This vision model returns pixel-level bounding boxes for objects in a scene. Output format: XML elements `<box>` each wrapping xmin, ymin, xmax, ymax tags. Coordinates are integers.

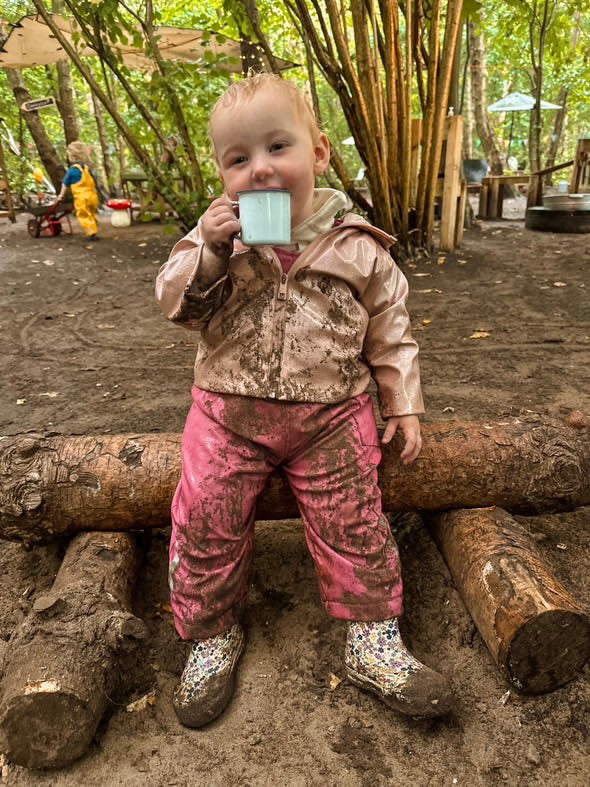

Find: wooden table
<box><xmin>478</xmin><ymin>174</ymin><xmax>531</xmax><ymax>219</ymax></box>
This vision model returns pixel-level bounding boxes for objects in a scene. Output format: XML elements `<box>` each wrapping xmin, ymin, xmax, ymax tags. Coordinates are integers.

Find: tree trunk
<box><xmin>1</xmin><ymin>412</ymin><xmax>588</xmax><ymax>544</ymax></box>
<box><xmin>51</xmin><ymin>0</ymin><xmax>80</xmax><ymax>144</ymax></box>
<box><xmin>544</xmin><ymin>86</ymin><xmax>568</xmax><ymax>181</ymax></box>
<box><xmin>3</xmin><ymin>68</ymin><xmax>66</xmax><ymax>191</ymax></box>
<box><xmin>90</xmin><ymin>91</ymin><xmax>115</xmax><ymax>193</ymax></box>
<box><xmin>428</xmin><ymin>507</ymin><xmax>590</xmax><ymax>693</ymax></box>
<box><xmin>0</xmin><ymin>531</ymin><xmax>145</xmax><ymax>769</ymax></box>
<box><xmin>55</xmin><ymin>60</ymin><xmax>81</xmax><ymax>144</ymax></box>
<box><xmin>468</xmin><ymin>21</ymin><xmax>504</xmax><ymax>175</ymax></box>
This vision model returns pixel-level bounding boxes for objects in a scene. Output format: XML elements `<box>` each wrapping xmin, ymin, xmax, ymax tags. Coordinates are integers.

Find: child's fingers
<box><xmin>400</xmin><ymin>431</ymin><xmax>422</xmax><ymax>464</ymax></box>
<box><xmin>381</xmin><ymin>420</ymin><xmax>398</xmax><ymax>444</ymax></box>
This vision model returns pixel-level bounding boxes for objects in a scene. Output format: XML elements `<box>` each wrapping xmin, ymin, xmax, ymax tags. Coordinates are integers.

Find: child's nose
<box><xmin>251</xmin><ymin>155</ymin><xmax>274</xmax><ymax>181</ymax></box>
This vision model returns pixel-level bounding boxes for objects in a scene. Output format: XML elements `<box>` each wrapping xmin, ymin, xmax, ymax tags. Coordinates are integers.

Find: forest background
<box><xmin>1</xmin><ymin>0</ymin><xmax>590</xmax><ymax>254</ymax></box>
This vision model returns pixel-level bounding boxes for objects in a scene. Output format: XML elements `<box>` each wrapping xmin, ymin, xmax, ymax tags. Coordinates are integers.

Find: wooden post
<box><xmin>478</xmin><ymin>177</ymin><xmax>489</xmax><ymax>218</ymax></box>
<box><xmin>571</xmin><ymin>137</ymin><xmax>590</xmax><ymax>193</ymax></box>
<box><xmin>489</xmin><ymin>177</ymin><xmax>500</xmax><ymax>219</ymax></box>
<box><xmin>455</xmin><ymin>179</ymin><xmax>467</xmax><ymax>246</ymax></box>
<box><xmin>0</xmin><ymin>531</ymin><xmax>145</xmax><ymax>769</ymax></box>
<box><xmin>439</xmin><ymin>115</ymin><xmax>463</xmax><ymax>251</ymax></box>
<box><xmin>429</xmin><ymin>507</ymin><xmax>590</xmax><ymax>694</ymax></box>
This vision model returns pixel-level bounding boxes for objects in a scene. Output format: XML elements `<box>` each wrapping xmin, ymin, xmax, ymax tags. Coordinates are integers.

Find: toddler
<box><xmin>56</xmin><ymin>140</ymin><xmax>99</xmax><ymax>239</ymax></box>
<box><xmin>155</xmin><ymin>73</ymin><xmax>452</xmax><ymax>728</ymax></box>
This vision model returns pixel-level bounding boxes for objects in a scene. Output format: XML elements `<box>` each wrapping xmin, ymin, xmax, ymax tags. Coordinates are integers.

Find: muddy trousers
<box><xmin>169</xmin><ymin>387</ymin><xmax>403</xmax><ymax>640</ymax></box>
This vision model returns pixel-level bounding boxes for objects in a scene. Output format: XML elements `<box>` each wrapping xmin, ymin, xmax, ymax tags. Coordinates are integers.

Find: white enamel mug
<box><xmin>234</xmin><ymin>189</ymin><xmax>291</xmax><ymax>246</ymax></box>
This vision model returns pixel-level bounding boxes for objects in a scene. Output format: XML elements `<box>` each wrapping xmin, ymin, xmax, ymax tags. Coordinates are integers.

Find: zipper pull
<box><xmin>277</xmin><ymin>273</ymin><xmax>288</xmax><ymax>301</ymax></box>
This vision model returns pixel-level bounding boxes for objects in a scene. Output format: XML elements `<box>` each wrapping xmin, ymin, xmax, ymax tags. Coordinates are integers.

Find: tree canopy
<box><xmin>2</xmin><ymin>0</ymin><xmax>590</xmax><ymax>252</ymax></box>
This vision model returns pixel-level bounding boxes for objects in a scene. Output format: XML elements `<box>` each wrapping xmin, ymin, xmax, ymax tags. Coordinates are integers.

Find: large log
<box><xmin>429</xmin><ymin>506</ymin><xmax>590</xmax><ymax>694</ymax></box>
<box><xmin>0</xmin><ymin>531</ymin><xmax>146</xmax><ymax>769</ymax></box>
<box><xmin>0</xmin><ymin>412</ymin><xmax>588</xmax><ymax>544</ymax></box>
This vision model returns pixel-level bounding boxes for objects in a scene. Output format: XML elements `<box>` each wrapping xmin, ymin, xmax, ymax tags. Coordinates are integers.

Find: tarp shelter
<box><xmin>0</xmin><ymin>14</ymin><xmax>296</xmax><ymax>72</ymax></box>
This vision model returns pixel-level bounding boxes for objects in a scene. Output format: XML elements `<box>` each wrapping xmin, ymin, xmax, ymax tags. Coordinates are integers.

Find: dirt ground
<box><xmin>0</xmin><ymin>195</ymin><xmax>589</xmax><ymax>786</ymax></box>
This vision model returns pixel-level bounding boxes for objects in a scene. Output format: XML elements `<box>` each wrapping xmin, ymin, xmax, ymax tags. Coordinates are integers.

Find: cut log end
<box><xmin>506</xmin><ymin>609</ymin><xmax>590</xmax><ymax>695</ymax></box>
<box><xmin>0</xmin><ymin>690</ymin><xmax>98</xmax><ymax>770</ymax></box>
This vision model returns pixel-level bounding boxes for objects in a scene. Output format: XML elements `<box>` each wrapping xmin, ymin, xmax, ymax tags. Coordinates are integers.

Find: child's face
<box><xmin>211</xmin><ymin>85</ymin><xmax>330</xmax><ymax>228</ymax></box>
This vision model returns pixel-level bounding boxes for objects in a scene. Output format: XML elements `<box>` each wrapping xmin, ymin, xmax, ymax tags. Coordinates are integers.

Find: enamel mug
<box><xmin>235</xmin><ymin>189</ymin><xmax>291</xmax><ymax>246</ymax></box>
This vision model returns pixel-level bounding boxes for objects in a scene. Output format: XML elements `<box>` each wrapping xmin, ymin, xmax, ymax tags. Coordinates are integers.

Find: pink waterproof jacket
<box><xmin>155</xmin><ymin>213</ymin><xmax>424</xmax><ymax>419</ymax></box>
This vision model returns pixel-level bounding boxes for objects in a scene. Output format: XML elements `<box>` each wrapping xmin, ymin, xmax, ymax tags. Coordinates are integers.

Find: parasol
<box><xmin>488</xmin><ymin>91</ymin><xmax>561</xmax><ymax>157</ymax></box>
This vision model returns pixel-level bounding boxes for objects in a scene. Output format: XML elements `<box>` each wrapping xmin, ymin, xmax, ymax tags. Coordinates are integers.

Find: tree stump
<box><xmin>0</xmin><ymin>412</ymin><xmax>588</xmax><ymax>543</ymax></box>
<box><xmin>429</xmin><ymin>506</ymin><xmax>590</xmax><ymax>694</ymax></box>
<box><xmin>0</xmin><ymin>531</ymin><xmax>146</xmax><ymax>769</ymax></box>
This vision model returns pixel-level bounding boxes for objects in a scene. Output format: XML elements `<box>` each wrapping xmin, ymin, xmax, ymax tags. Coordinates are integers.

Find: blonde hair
<box><xmin>66</xmin><ymin>141</ymin><xmax>90</xmax><ymax>165</ymax></box>
<box><xmin>208</xmin><ymin>73</ymin><xmax>322</xmax><ymax>157</ymax></box>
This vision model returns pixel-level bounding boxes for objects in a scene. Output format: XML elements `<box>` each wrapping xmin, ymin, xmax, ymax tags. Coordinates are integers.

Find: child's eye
<box><xmin>270</xmin><ymin>142</ymin><xmax>287</xmax><ymax>152</ymax></box>
<box><xmin>230</xmin><ymin>155</ymin><xmax>247</xmax><ymax>166</ymax></box>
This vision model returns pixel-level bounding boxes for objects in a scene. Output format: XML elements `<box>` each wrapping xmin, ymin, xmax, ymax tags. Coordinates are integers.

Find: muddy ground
<box><xmin>0</xmin><ymin>196</ymin><xmax>589</xmax><ymax>785</ymax></box>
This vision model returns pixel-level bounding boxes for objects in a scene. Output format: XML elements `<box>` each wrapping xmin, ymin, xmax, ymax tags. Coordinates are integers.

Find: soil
<box><xmin>0</xmin><ymin>196</ymin><xmax>589</xmax><ymax>785</ymax></box>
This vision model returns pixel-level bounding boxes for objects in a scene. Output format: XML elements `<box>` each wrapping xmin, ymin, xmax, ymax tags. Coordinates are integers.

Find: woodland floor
<box><xmin>0</xmin><ymin>195</ymin><xmax>589</xmax><ymax>785</ymax></box>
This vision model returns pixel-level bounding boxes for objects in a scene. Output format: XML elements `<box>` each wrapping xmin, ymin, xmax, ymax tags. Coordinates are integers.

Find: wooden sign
<box><xmin>21</xmin><ymin>96</ymin><xmax>56</xmax><ymax>112</ymax></box>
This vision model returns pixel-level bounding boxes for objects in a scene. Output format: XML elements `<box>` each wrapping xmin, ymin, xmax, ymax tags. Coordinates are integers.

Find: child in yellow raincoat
<box><xmin>56</xmin><ymin>141</ymin><xmax>100</xmax><ymax>239</ymax></box>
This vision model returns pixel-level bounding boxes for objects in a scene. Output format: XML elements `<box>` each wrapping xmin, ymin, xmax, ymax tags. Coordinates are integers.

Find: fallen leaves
<box><xmin>126</xmin><ymin>690</ymin><xmax>156</xmax><ymax>713</ymax></box>
<box><xmin>469</xmin><ymin>330</ymin><xmax>491</xmax><ymax>339</ymax></box>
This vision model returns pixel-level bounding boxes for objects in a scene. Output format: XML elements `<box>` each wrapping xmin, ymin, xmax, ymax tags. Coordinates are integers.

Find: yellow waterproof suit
<box><xmin>70</xmin><ymin>164</ymin><xmax>99</xmax><ymax>236</ymax></box>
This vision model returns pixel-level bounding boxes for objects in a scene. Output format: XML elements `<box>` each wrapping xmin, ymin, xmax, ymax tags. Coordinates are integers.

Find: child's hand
<box><xmin>381</xmin><ymin>415</ymin><xmax>422</xmax><ymax>464</ymax></box>
<box><xmin>200</xmin><ymin>195</ymin><xmax>241</xmax><ymax>260</ymax></box>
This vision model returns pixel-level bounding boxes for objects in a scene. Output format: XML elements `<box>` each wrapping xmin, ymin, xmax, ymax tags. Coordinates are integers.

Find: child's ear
<box><xmin>313</xmin><ymin>133</ymin><xmax>331</xmax><ymax>176</ymax></box>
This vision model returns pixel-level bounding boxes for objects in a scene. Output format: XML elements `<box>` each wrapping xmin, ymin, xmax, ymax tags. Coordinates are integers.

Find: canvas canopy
<box><xmin>0</xmin><ymin>14</ymin><xmax>296</xmax><ymax>72</ymax></box>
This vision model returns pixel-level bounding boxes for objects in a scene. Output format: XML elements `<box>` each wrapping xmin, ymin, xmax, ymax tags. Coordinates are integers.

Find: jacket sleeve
<box><xmin>154</xmin><ymin>223</ymin><xmax>230</xmax><ymax>330</ymax></box>
<box><xmin>358</xmin><ymin>244</ymin><xmax>425</xmax><ymax>418</ymax></box>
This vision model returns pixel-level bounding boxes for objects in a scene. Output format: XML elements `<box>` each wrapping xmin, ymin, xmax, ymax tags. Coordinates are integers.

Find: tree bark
<box><xmin>90</xmin><ymin>91</ymin><xmax>115</xmax><ymax>193</ymax></box>
<box><xmin>428</xmin><ymin>507</ymin><xmax>590</xmax><ymax>693</ymax></box>
<box><xmin>55</xmin><ymin>59</ymin><xmax>81</xmax><ymax>144</ymax></box>
<box><xmin>0</xmin><ymin>531</ymin><xmax>145</xmax><ymax>769</ymax></box>
<box><xmin>467</xmin><ymin>21</ymin><xmax>504</xmax><ymax>175</ymax></box>
<box><xmin>1</xmin><ymin>413</ymin><xmax>588</xmax><ymax>544</ymax></box>
<box><xmin>2</xmin><ymin>68</ymin><xmax>66</xmax><ymax>191</ymax></box>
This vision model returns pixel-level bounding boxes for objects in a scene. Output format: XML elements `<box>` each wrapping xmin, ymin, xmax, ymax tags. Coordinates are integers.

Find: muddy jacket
<box><xmin>155</xmin><ymin>213</ymin><xmax>424</xmax><ymax>419</ymax></box>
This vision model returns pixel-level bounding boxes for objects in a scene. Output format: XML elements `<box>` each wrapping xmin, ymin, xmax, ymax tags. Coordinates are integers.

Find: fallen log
<box><xmin>0</xmin><ymin>531</ymin><xmax>146</xmax><ymax>769</ymax></box>
<box><xmin>429</xmin><ymin>506</ymin><xmax>590</xmax><ymax>694</ymax></box>
<box><xmin>0</xmin><ymin>412</ymin><xmax>588</xmax><ymax>544</ymax></box>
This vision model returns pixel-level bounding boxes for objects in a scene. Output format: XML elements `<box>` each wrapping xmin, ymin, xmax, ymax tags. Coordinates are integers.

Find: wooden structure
<box><xmin>412</xmin><ymin>115</ymin><xmax>467</xmax><ymax>251</ymax></box>
<box><xmin>570</xmin><ymin>137</ymin><xmax>590</xmax><ymax>193</ymax></box>
<box><xmin>526</xmin><ymin>160</ymin><xmax>574</xmax><ymax>209</ymax></box>
<box><xmin>478</xmin><ymin>174</ymin><xmax>530</xmax><ymax>219</ymax></box>
<box><xmin>481</xmin><ymin>138</ymin><xmax>590</xmax><ymax>219</ymax></box>
<box><xmin>0</xmin><ymin>134</ymin><xmax>17</xmax><ymax>223</ymax></box>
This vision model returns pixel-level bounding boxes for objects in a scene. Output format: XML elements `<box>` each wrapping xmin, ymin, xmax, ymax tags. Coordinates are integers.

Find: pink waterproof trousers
<box><xmin>170</xmin><ymin>387</ymin><xmax>403</xmax><ymax>640</ymax></box>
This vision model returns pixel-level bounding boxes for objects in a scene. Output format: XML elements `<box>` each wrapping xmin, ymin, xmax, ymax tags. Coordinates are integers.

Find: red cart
<box><xmin>27</xmin><ymin>196</ymin><xmax>74</xmax><ymax>238</ymax></box>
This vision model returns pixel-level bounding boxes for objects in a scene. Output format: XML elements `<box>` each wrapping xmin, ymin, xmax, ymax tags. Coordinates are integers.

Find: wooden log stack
<box><xmin>0</xmin><ymin>411</ymin><xmax>588</xmax><ymax>768</ymax></box>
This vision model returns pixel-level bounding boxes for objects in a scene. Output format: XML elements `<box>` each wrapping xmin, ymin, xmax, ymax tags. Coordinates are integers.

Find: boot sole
<box><xmin>346</xmin><ymin>666</ymin><xmax>452</xmax><ymax>719</ymax></box>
